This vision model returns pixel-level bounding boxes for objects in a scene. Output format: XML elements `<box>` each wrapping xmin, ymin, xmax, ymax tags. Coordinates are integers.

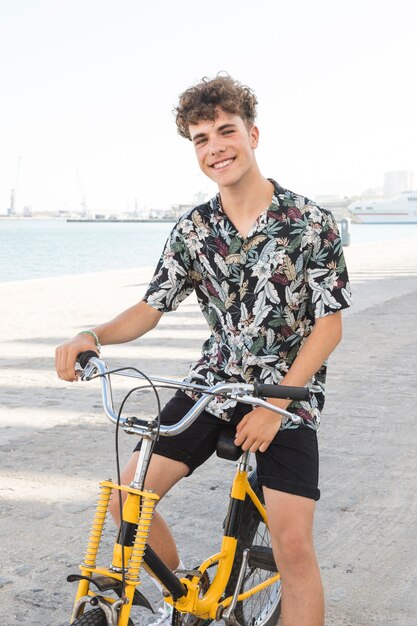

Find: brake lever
<box><xmin>79</xmin><ymin>362</ymin><xmax>99</xmax><ymax>381</ymax></box>
<box><xmin>235</xmin><ymin>394</ymin><xmax>301</xmax><ymax>425</ymax></box>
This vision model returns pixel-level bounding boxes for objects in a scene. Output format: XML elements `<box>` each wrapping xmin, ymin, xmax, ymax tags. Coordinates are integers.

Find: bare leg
<box><xmin>109</xmin><ymin>451</ymin><xmax>189</xmax><ymax>570</ymax></box>
<box><xmin>263</xmin><ymin>488</ymin><xmax>324</xmax><ymax>626</ymax></box>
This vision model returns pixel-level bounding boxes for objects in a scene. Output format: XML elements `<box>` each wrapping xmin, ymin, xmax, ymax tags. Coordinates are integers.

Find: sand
<box><xmin>1</xmin><ymin>237</ymin><xmax>417</xmax><ymax>625</ymax></box>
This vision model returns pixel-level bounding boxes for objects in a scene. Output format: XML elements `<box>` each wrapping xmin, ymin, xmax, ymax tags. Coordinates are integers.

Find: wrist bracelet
<box><xmin>78</xmin><ymin>330</ymin><xmax>101</xmax><ymax>353</ymax></box>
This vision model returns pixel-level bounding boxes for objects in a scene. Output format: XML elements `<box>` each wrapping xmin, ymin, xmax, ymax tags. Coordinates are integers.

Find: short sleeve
<box><xmin>143</xmin><ymin>223</ymin><xmax>194</xmax><ymax>313</ymax></box>
<box><xmin>306</xmin><ymin>208</ymin><xmax>352</xmax><ymax>319</ymax></box>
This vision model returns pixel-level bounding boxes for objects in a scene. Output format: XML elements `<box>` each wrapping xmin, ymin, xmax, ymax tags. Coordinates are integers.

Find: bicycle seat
<box><xmin>216</xmin><ymin>425</ymin><xmax>242</xmax><ymax>461</ymax></box>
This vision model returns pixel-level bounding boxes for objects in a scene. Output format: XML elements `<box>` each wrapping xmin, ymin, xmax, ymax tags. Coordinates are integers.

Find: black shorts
<box><xmin>134</xmin><ymin>391</ymin><xmax>320</xmax><ymax>501</ymax></box>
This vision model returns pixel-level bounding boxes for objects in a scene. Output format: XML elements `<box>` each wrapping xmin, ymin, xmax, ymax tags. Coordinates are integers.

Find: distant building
<box><xmin>384</xmin><ymin>170</ymin><xmax>414</xmax><ymax>197</ymax></box>
<box><xmin>7</xmin><ymin>188</ymin><xmax>16</xmax><ymax>216</ymax></box>
<box><xmin>171</xmin><ymin>191</ymin><xmax>210</xmax><ymax>219</ymax></box>
<box><xmin>359</xmin><ymin>187</ymin><xmax>383</xmax><ymax>199</ymax></box>
<box><xmin>171</xmin><ymin>203</ymin><xmax>195</xmax><ymax>219</ymax></box>
<box><xmin>314</xmin><ymin>195</ymin><xmax>352</xmax><ymax>220</ymax></box>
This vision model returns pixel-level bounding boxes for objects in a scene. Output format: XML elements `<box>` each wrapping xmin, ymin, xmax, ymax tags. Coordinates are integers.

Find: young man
<box><xmin>56</xmin><ymin>75</ymin><xmax>351</xmax><ymax>626</ymax></box>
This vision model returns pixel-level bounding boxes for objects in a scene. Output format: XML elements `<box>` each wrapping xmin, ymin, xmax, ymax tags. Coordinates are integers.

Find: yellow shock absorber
<box><xmin>82</xmin><ymin>480</ymin><xmax>113</xmax><ymax>569</ymax></box>
<box><xmin>126</xmin><ymin>492</ymin><xmax>158</xmax><ymax>583</ymax></box>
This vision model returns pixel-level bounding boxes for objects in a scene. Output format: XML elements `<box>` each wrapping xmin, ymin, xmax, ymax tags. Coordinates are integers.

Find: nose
<box><xmin>208</xmin><ymin>139</ymin><xmax>226</xmax><ymax>156</ymax></box>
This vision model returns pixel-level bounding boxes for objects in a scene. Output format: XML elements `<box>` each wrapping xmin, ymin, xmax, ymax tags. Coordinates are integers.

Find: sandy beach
<box><xmin>1</xmin><ymin>237</ymin><xmax>417</xmax><ymax>625</ymax></box>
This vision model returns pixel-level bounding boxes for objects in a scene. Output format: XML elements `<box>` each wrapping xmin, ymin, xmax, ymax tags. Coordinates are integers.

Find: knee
<box><xmin>273</xmin><ymin>528</ymin><xmax>316</xmax><ymax>575</ymax></box>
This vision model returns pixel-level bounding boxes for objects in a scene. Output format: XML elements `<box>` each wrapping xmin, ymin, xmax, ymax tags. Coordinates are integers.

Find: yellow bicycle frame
<box><xmin>167</xmin><ymin>465</ymin><xmax>280</xmax><ymax>620</ymax></box>
<box><xmin>71</xmin><ymin>464</ymin><xmax>280</xmax><ymax>625</ymax></box>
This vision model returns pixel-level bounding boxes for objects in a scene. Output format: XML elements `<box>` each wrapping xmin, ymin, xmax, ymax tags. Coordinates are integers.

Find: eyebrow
<box><xmin>191</xmin><ymin>123</ymin><xmax>237</xmax><ymax>143</ymax></box>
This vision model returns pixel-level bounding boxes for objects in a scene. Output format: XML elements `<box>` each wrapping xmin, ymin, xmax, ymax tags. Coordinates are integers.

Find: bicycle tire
<box><xmin>70</xmin><ymin>607</ymin><xmax>134</xmax><ymax>625</ymax></box>
<box><xmin>224</xmin><ymin>470</ymin><xmax>282</xmax><ymax>626</ymax></box>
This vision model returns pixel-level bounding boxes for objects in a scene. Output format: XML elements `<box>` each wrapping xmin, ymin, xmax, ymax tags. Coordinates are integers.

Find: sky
<box><xmin>1</xmin><ymin>0</ymin><xmax>416</xmax><ymax>214</ymax></box>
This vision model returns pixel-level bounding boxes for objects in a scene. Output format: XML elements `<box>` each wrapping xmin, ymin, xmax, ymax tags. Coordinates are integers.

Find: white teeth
<box><xmin>213</xmin><ymin>158</ymin><xmax>233</xmax><ymax>170</ymax></box>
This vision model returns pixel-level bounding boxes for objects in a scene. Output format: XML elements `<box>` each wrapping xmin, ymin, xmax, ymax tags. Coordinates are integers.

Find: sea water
<box><xmin>1</xmin><ymin>218</ymin><xmax>417</xmax><ymax>283</ymax></box>
<box><xmin>0</xmin><ymin>219</ymin><xmax>173</xmax><ymax>283</ymax></box>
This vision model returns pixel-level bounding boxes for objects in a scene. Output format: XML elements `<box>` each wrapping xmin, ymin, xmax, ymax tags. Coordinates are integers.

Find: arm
<box><xmin>234</xmin><ymin>311</ymin><xmax>343</xmax><ymax>453</ymax></box>
<box><xmin>55</xmin><ymin>300</ymin><xmax>163</xmax><ymax>382</ymax></box>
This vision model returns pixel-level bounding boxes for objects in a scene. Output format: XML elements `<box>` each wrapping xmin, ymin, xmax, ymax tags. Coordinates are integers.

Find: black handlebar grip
<box><xmin>77</xmin><ymin>350</ymin><xmax>99</xmax><ymax>369</ymax></box>
<box><xmin>253</xmin><ymin>381</ymin><xmax>310</xmax><ymax>402</ymax></box>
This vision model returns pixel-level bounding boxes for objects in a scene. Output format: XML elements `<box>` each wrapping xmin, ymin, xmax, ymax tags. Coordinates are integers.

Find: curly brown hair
<box><xmin>175</xmin><ymin>74</ymin><xmax>258</xmax><ymax>140</ymax></box>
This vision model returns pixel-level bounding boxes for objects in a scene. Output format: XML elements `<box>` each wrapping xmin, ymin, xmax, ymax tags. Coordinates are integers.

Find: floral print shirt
<box><xmin>144</xmin><ymin>180</ymin><xmax>352</xmax><ymax>430</ymax></box>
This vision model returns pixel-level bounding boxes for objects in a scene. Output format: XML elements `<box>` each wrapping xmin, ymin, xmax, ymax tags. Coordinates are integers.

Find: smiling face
<box><xmin>189</xmin><ymin>108</ymin><xmax>260</xmax><ymax>190</ymax></box>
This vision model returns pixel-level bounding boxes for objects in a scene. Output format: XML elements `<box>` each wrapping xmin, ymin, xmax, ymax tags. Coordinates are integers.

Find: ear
<box><xmin>249</xmin><ymin>125</ymin><xmax>259</xmax><ymax>149</ymax></box>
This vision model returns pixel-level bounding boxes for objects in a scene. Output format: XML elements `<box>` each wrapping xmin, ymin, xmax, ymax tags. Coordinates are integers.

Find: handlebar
<box><xmin>253</xmin><ymin>381</ymin><xmax>309</xmax><ymax>402</ymax></box>
<box><xmin>76</xmin><ymin>352</ymin><xmax>309</xmax><ymax>435</ymax></box>
<box><xmin>78</xmin><ymin>350</ymin><xmax>100</xmax><ymax>369</ymax></box>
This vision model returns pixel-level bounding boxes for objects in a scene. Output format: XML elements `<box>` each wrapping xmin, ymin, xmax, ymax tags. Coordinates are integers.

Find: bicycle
<box><xmin>67</xmin><ymin>350</ymin><xmax>309</xmax><ymax>626</ymax></box>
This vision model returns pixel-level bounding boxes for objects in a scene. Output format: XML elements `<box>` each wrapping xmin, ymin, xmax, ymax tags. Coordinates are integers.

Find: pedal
<box><xmin>247</xmin><ymin>546</ymin><xmax>277</xmax><ymax>573</ymax></box>
<box><xmin>67</xmin><ymin>573</ymin><xmax>154</xmax><ymax>610</ymax></box>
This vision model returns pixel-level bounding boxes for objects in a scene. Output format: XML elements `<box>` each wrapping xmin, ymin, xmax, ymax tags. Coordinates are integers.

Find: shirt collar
<box><xmin>209</xmin><ymin>180</ymin><xmax>285</xmax><ymax>236</ymax></box>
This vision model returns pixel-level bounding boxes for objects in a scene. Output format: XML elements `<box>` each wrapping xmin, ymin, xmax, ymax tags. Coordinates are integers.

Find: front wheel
<box><xmin>70</xmin><ymin>609</ymin><xmax>107</xmax><ymax>626</ymax></box>
<box><xmin>70</xmin><ymin>608</ymin><xmax>134</xmax><ymax>625</ymax></box>
<box><xmin>225</xmin><ymin>470</ymin><xmax>282</xmax><ymax>626</ymax></box>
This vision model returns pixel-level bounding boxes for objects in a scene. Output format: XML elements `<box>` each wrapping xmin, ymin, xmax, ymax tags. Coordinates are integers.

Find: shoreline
<box><xmin>0</xmin><ymin>265</ymin><xmax>156</xmax><ymax>288</ymax></box>
<box><xmin>1</xmin><ymin>237</ymin><xmax>416</xmax><ymax>325</ymax></box>
<box><xmin>1</xmin><ymin>235</ymin><xmax>417</xmax><ymax>286</ymax></box>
